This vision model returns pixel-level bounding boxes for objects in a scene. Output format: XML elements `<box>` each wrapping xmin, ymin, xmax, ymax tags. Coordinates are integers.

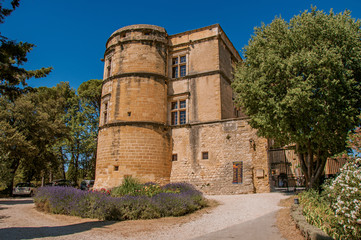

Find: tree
<box><xmin>60</xmin><ymin>79</ymin><xmax>102</xmax><ymax>184</ymax></box>
<box><xmin>232</xmin><ymin>7</ymin><xmax>361</xmax><ymax>189</ymax></box>
<box><xmin>0</xmin><ymin>90</ymin><xmax>67</xmax><ymax>193</ymax></box>
<box><xmin>77</xmin><ymin>79</ymin><xmax>102</xmax><ymax>179</ymax></box>
<box><xmin>0</xmin><ymin>0</ymin><xmax>52</xmax><ymax>99</ymax></box>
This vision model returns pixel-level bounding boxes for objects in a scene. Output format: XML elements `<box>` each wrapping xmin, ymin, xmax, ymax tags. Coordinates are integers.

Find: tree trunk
<box><xmin>6</xmin><ymin>159</ymin><xmax>20</xmax><ymax>196</ymax></box>
<box><xmin>297</xmin><ymin>143</ymin><xmax>328</xmax><ymax>189</ymax></box>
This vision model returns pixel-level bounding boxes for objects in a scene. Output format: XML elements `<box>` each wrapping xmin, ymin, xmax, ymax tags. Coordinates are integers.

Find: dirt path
<box><xmin>0</xmin><ymin>193</ymin><xmax>290</xmax><ymax>240</ymax></box>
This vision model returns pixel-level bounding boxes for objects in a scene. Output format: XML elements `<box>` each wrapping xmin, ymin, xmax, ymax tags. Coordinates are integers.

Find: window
<box><xmin>114</xmin><ymin>166</ymin><xmax>119</xmax><ymax>171</ymax></box>
<box><xmin>202</xmin><ymin>152</ymin><xmax>209</xmax><ymax>160</ymax></box>
<box><xmin>172</xmin><ymin>55</ymin><xmax>187</xmax><ymax>78</ymax></box>
<box><xmin>172</xmin><ymin>154</ymin><xmax>178</xmax><ymax>161</ymax></box>
<box><xmin>103</xmin><ymin>102</ymin><xmax>108</xmax><ymax>124</ymax></box>
<box><xmin>107</xmin><ymin>58</ymin><xmax>112</xmax><ymax>78</ymax></box>
<box><xmin>232</xmin><ymin>161</ymin><xmax>243</xmax><ymax>184</ymax></box>
<box><xmin>171</xmin><ymin>99</ymin><xmax>187</xmax><ymax>125</ymax></box>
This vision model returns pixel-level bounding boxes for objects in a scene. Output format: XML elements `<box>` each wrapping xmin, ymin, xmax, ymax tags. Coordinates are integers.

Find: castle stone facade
<box><xmin>94</xmin><ymin>24</ymin><xmax>271</xmax><ymax>194</ymax></box>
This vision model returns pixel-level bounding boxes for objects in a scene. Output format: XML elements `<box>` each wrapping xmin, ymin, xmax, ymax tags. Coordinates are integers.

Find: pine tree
<box><xmin>0</xmin><ymin>0</ymin><xmax>52</xmax><ymax>99</ymax></box>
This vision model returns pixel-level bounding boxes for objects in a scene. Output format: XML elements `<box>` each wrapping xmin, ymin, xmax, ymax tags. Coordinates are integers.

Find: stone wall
<box><xmin>96</xmin><ymin>124</ymin><xmax>172</xmax><ymax>189</ymax></box>
<box><xmin>170</xmin><ymin>119</ymin><xmax>270</xmax><ymax>194</ymax></box>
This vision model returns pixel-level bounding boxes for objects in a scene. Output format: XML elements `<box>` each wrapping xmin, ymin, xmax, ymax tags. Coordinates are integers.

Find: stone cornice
<box><xmin>170</xmin><ymin>70</ymin><xmax>232</xmax><ymax>84</ymax></box>
<box><xmin>101</xmin><ymin>93</ymin><xmax>111</xmax><ymax>100</ymax></box>
<box><xmin>100</xmin><ymin>118</ymin><xmax>251</xmax><ymax>132</ymax></box>
<box><xmin>102</xmin><ymin>70</ymin><xmax>232</xmax><ymax>86</ymax></box>
<box><xmin>105</xmin><ymin>38</ymin><xmax>167</xmax><ymax>57</ymax></box>
<box><xmin>167</xmin><ymin>91</ymin><xmax>190</xmax><ymax>98</ymax></box>
<box><xmin>169</xmin><ymin>24</ymin><xmax>220</xmax><ymax>38</ymax></box>
<box><xmin>106</xmin><ymin>25</ymin><xmax>167</xmax><ymax>46</ymax></box>
<box><xmin>170</xmin><ymin>117</ymin><xmax>250</xmax><ymax>129</ymax></box>
<box><xmin>99</xmin><ymin>121</ymin><xmax>168</xmax><ymax>131</ymax></box>
<box><xmin>170</xmin><ymin>35</ymin><xmax>218</xmax><ymax>49</ymax></box>
<box><xmin>102</xmin><ymin>72</ymin><xmax>168</xmax><ymax>86</ymax></box>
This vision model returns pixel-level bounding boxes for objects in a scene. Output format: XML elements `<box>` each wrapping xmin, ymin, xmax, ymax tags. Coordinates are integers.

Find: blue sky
<box><xmin>2</xmin><ymin>0</ymin><xmax>361</xmax><ymax>90</ymax></box>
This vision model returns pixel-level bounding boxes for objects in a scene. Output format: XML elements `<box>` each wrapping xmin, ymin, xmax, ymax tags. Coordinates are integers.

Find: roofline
<box><xmin>217</xmin><ymin>24</ymin><xmax>242</xmax><ymax>60</ymax></box>
<box><xmin>169</xmin><ymin>23</ymin><xmax>241</xmax><ymax>60</ymax></box>
<box><xmin>169</xmin><ymin>23</ymin><xmax>220</xmax><ymax>38</ymax></box>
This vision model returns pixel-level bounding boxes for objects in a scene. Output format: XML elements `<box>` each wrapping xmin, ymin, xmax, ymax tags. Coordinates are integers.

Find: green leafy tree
<box><xmin>77</xmin><ymin>79</ymin><xmax>102</xmax><ymax>179</ymax></box>
<box><xmin>0</xmin><ymin>0</ymin><xmax>52</xmax><ymax>99</ymax></box>
<box><xmin>0</xmin><ymin>90</ymin><xmax>67</xmax><ymax>193</ymax></box>
<box><xmin>232</xmin><ymin>7</ymin><xmax>361</xmax><ymax>188</ymax></box>
<box><xmin>59</xmin><ymin>79</ymin><xmax>102</xmax><ymax>184</ymax></box>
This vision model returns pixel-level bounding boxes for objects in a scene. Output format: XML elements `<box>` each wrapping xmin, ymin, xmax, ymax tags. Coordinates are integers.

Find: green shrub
<box><xmin>111</xmin><ymin>176</ymin><xmax>143</xmax><ymax>197</ymax></box>
<box><xmin>111</xmin><ymin>177</ymin><xmax>180</xmax><ymax>198</ymax></box>
<box><xmin>299</xmin><ymin>189</ymin><xmax>340</xmax><ymax>238</ymax></box>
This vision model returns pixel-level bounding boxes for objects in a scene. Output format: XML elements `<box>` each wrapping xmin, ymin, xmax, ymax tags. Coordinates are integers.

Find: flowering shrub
<box><xmin>90</xmin><ymin>188</ymin><xmax>111</xmax><ymax>195</ymax></box>
<box><xmin>34</xmin><ymin>181</ymin><xmax>206</xmax><ymax>221</ymax></box>
<box><xmin>324</xmin><ymin>158</ymin><xmax>361</xmax><ymax>239</ymax></box>
<box><xmin>299</xmin><ymin>158</ymin><xmax>361</xmax><ymax>239</ymax></box>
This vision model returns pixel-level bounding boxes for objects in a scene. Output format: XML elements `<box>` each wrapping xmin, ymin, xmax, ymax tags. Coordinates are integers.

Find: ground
<box><xmin>276</xmin><ymin>196</ymin><xmax>304</xmax><ymax>240</ymax></box>
<box><xmin>0</xmin><ymin>193</ymin><xmax>305</xmax><ymax>240</ymax></box>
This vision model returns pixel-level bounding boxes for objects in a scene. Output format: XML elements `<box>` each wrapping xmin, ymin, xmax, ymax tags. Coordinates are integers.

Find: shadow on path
<box><xmin>0</xmin><ymin>199</ymin><xmax>34</xmax><ymax>205</ymax></box>
<box><xmin>191</xmin><ymin>211</ymin><xmax>285</xmax><ymax>240</ymax></box>
<box><xmin>0</xmin><ymin>221</ymin><xmax>115</xmax><ymax>240</ymax></box>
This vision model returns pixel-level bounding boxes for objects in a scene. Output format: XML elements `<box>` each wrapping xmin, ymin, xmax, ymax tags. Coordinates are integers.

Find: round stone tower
<box><xmin>94</xmin><ymin>24</ymin><xmax>171</xmax><ymax>189</ymax></box>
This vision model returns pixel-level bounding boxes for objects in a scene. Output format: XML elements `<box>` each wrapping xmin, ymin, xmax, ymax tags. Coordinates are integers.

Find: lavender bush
<box><xmin>34</xmin><ymin>182</ymin><xmax>206</xmax><ymax>221</ymax></box>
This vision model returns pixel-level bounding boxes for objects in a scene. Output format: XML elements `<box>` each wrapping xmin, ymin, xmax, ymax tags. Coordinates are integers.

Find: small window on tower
<box><xmin>107</xmin><ymin>58</ymin><xmax>112</xmax><ymax>78</ymax></box>
<box><xmin>103</xmin><ymin>102</ymin><xmax>108</xmax><ymax>124</ymax></box>
<box><xmin>114</xmin><ymin>166</ymin><xmax>119</xmax><ymax>171</ymax></box>
<box><xmin>202</xmin><ymin>152</ymin><xmax>209</xmax><ymax>160</ymax></box>
<box><xmin>172</xmin><ymin>154</ymin><xmax>178</xmax><ymax>161</ymax></box>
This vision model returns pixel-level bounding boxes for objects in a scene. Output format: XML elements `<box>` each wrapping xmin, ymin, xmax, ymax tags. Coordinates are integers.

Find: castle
<box><xmin>94</xmin><ymin>24</ymin><xmax>271</xmax><ymax>194</ymax></box>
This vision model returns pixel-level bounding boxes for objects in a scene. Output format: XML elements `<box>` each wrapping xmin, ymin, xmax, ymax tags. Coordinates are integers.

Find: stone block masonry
<box><xmin>94</xmin><ymin>24</ymin><xmax>271</xmax><ymax>194</ymax></box>
<box><xmin>170</xmin><ymin>119</ymin><xmax>270</xmax><ymax>194</ymax></box>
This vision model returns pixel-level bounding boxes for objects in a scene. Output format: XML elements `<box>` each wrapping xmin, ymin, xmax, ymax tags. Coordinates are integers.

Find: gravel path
<box><xmin>0</xmin><ymin>193</ymin><xmax>288</xmax><ymax>240</ymax></box>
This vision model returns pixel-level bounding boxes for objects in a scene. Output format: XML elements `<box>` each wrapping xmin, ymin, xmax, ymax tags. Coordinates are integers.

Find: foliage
<box><xmin>0</xmin><ymin>0</ymin><xmax>52</xmax><ymax>99</ymax></box>
<box><xmin>0</xmin><ymin>90</ymin><xmax>67</xmax><ymax>193</ymax></box>
<box><xmin>60</xmin><ymin>79</ymin><xmax>102</xmax><ymax>184</ymax></box>
<box><xmin>233</xmin><ymin>7</ymin><xmax>361</xmax><ymax>188</ymax></box>
<box><xmin>111</xmin><ymin>176</ymin><xmax>180</xmax><ymax>198</ymax></box>
<box><xmin>34</xmin><ymin>182</ymin><xmax>206</xmax><ymax>221</ymax></box>
<box><xmin>299</xmin><ymin>189</ymin><xmax>340</xmax><ymax>238</ymax></box>
<box><xmin>0</xmin><ymin>1</ymin><xmax>100</xmax><ymax>190</ymax></box>
<box><xmin>0</xmin><ymin>79</ymin><xmax>101</xmax><ymax>193</ymax></box>
<box><xmin>111</xmin><ymin>176</ymin><xmax>143</xmax><ymax>197</ymax></box>
<box><xmin>323</xmin><ymin>158</ymin><xmax>361</xmax><ymax>238</ymax></box>
<box><xmin>299</xmin><ymin>158</ymin><xmax>361</xmax><ymax>239</ymax></box>
<box><xmin>347</xmin><ymin>119</ymin><xmax>361</xmax><ymax>157</ymax></box>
